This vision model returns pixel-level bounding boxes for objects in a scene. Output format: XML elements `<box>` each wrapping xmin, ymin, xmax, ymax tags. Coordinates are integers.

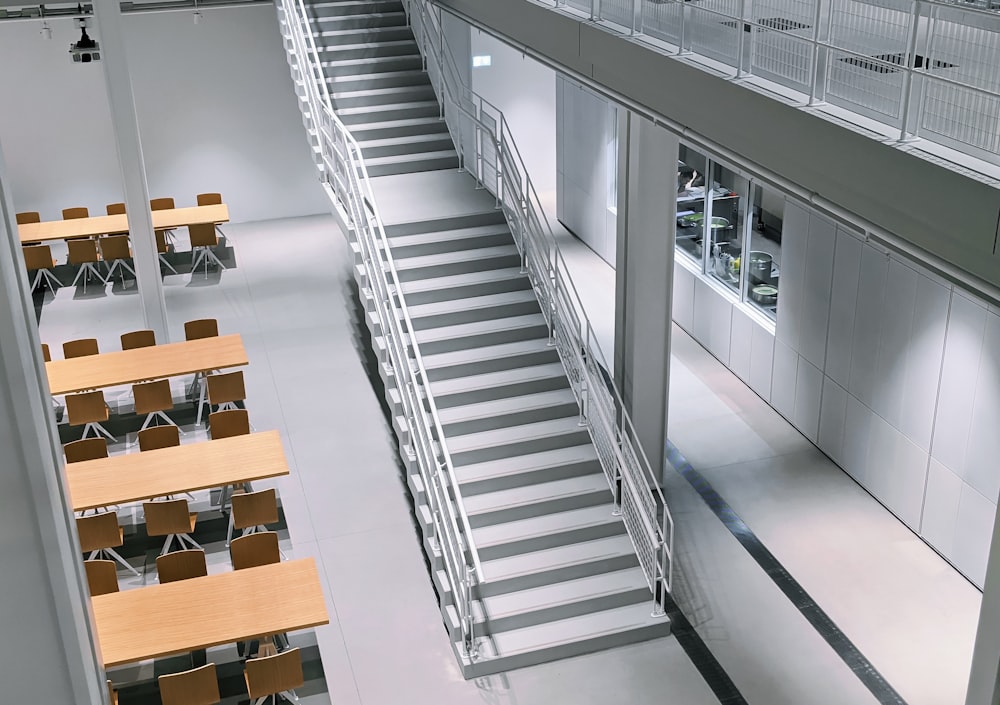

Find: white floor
<box><xmin>37</xmin><ymin>192</ymin><xmax>982</xmax><ymax>704</ymax></box>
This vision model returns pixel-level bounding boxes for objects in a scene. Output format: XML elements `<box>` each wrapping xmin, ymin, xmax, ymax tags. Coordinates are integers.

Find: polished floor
<box><xmin>38</xmin><ymin>187</ymin><xmax>982</xmax><ymax>704</ymax></box>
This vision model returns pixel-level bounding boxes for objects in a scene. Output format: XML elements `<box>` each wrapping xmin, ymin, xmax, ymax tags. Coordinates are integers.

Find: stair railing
<box><xmin>406</xmin><ymin>0</ymin><xmax>675</xmax><ymax>609</ymax></box>
<box><xmin>276</xmin><ymin>0</ymin><xmax>483</xmax><ymax>657</ymax></box>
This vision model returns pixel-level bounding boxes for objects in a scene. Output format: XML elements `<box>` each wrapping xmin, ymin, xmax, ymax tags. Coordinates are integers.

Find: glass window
<box><xmin>675</xmin><ymin>145</ymin><xmax>708</xmax><ymax>264</ymax></box>
<box><xmin>705</xmin><ymin>162</ymin><xmax>745</xmax><ymax>293</ymax></box>
<box><xmin>744</xmin><ymin>182</ymin><xmax>784</xmax><ymax>318</ymax></box>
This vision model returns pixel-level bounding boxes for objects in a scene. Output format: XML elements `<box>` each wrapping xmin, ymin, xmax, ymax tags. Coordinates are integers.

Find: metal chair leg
<box><xmin>158</xmin><ymin>253</ymin><xmax>178</xmax><ymax>275</ymax></box>
<box><xmin>82</xmin><ymin>422</ymin><xmax>117</xmax><ymax>442</ymax></box>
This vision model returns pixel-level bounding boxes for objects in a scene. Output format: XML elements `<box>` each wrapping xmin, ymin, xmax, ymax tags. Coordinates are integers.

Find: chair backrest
<box><xmin>207</xmin><ymin>371</ymin><xmax>246</xmax><ymax>406</ymax></box>
<box><xmin>184</xmin><ymin>318</ymin><xmax>219</xmax><ymax>341</ymax></box>
<box><xmin>83</xmin><ymin>559</ymin><xmax>119</xmax><ymax>596</ymax></box>
<box><xmin>149</xmin><ymin>197</ymin><xmax>175</xmax><ymax>211</ymax></box>
<box><xmin>244</xmin><ymin>648</ymin><xmax>304</xmax><ymax>700</ymax></box>
<box><xmin>143</xmin><ymin>499</ymin><xmax>194</xmax><ymax>537</ymax></box>
<box><xmin>64</xmin><ymin>437</ymin><xmax>109</xmax><ymax>463</ymax></box>
<box><xmin>156</xmin><ymin>549</ymin><xmax>208</xmax><ymax>584</ymax></box>
<box><xmin>67</xmin><ymin>238</ymin><xmax>100</xmax><ymax>265</ymax></box>
<box><xmin>229</xmin><ymin>531</ymin><xmax>280</xmax><ymax>570</ymax></box>
<box><xmin>107</xmin><ymin>680</ymin><xmax>119</xmax><ymax>705</ymax></box>
<box><xmin>121</xmin><ymin>329</ymin><xmax>156</xmax><ymax>350</ymax></box>
<box><xmin>188</xmin><ymin>222</ymin><xmax>218</xmax><ymax>248</ymax></box>
<box><xmin>76</xmin><ymin>512</ymin><xmax>122</xmax><ymax>553</ymax></box>
<box><xmin>16</xmin><ymin>211</ymin><xmax>41</xmax><ymax>224</ymax></box>
<box><xmin>155</xmin><ymin>229</ymin><xmax>169</xmax><ymax>254</ymax></box>
<box><xmin>63</xmin><ymin>338</ymin><xmax>99</xmax><ymax>358</ymax></box>
<box><xmin>138</xmin><ymin>424</ymin><xmax>180</xmax><ymax>452</ymax></box>
<box><xmin>196</xmin><ymin>193</ymin><xmax>223</xmax><ymax>206</ymax></box>
<box><xmin>62</xmin><ymin>207</ymin><xmax>90</xmax><ymax>220</ymax></box>
<box><xmin>133</xmin><ymin>379</ymin><xmax>173</xmax><ymax>415</ymax></box>
<box><xmin>99</xmin><ymin>234</ymin><xmax>131</xmax><ymax>261</ymax></box>
<box><xmin>106</xmin><ymin>202</ymin><xmax>127</xmax><ymax>216</ymax></box>
<box><xmin>209</xmin><ymin>409</ymin><xmax>250</xmax><ymax>440</ymax></box>
<box><xmin>41</xmin><ymin>343</ymin><xmax>51</xmax><ymax>362</ymax></box>
<box><xmin>64</xmin><ymin>391</ymin><xmax>108</xmax><ymax>427</ymax></box>
<box><xmin>23</xmin><ymin>244</ymin><xmax>55</xmax><ymax>271</ymax></box>
<box><xmin>232</xmin><ymin>489</ymin><xmax>279</xmax><ymax>532</ymax></box>
<box><xmin>158</xmin><ymin>663</ymin><xmax>220</xmax><ymax>705</ymax></box>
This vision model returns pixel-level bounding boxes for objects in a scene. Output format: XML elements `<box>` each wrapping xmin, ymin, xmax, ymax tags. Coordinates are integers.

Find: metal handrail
<box><xmin>406</xmin><ymin>0</ymin><xmax>675</xmax><ymax>605</ymax></box>
<box><xmin>276</xmin><ymin>0</ymin><xmax>483</xmax><ymax>656</ymax></box>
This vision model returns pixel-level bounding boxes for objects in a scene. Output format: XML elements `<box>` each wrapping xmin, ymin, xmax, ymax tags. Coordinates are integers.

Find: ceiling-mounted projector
<box><xmin>69</xmin><ymin>18</ymin><xmax>99</xmax><ymax>63</ymax></box>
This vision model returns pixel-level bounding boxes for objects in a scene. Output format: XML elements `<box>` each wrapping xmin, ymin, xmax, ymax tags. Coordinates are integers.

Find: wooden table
<box><xmin>46</xmin><ymin>334</ymin><xmax>247</xmax><ymax>395</ymax></box>
<box><xmin>18</xmin><ymin>204</ymin><xmax>230</xmax><ymax>244</ymax></box>
<box><xmin>91</xmin><ymin>559</ymin><xmax>329</xmax><ymax>667</ymax></box>
<box><xmin>66</xmin><ymin>431</ymin><xmax>288</xmax><ymax>511</ymax></box>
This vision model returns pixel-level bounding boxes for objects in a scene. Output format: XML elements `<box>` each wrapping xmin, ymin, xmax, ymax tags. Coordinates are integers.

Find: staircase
<box><xmin>282</xmin><ymin>0</ymin><xmax>671</xmax><ymax>678</ymax></box>
<box><xmin>306</xmin><ymin>0</ymin><xmax>459</xmax><ymax>176</ymax></box>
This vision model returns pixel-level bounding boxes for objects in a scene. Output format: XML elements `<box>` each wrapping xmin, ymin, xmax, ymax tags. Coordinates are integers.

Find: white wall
<box><xmin>556</xmin><ymin>75</ymin><xmax>617</xmax><ymax>265</ymax></box>
<box><xmin>0</xmin><ymin>5</ymin><xmax>328</xmax><ymax>224</ymax></box>
<box><xmin>676</xmin><ymin>199</ymin><xmax>1000</xmax><ymax>587</ymax></box>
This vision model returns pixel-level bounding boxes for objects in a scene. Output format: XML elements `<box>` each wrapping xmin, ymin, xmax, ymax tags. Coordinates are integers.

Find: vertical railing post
<box><xmin>631</xmin><ymin>0</ymin><xmax>643</xmax><ymax>35</ymax></box>
<box><xmin>736</xmin><ymin>0</ymin><xmax>748</xmax><ymax>77</ymax></box>
<box><xmin>897</xmin><ymin>0</ymin><xmax>923</xmax><ymax>141</ymax></box>
<box><xmin>678</xmin><ymin>0</ymin><xmax>689</xmax><ymax>54</ymax></box>
<box><xmin>591</xmin><ymin>0</ymin><xmax>600</xmax><ymax>21</ymax></box>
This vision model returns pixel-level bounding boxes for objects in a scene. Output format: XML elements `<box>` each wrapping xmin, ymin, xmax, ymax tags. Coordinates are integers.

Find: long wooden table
<box><xmin>65</xmin><ymin>431</ymin><xmax>288</xmax><ymax>511</ymax></box>
<box><xmin>92</xmin><ymin>559</ymin><xmax>329</xmax><ymax>667</ymax></box>
<box><xmin>18</xmin><ymin>204</ymin><xmax>230</xmax><ymax>244</ymax></box>
<box><xmin>46</xmin><ymin>334</ymin><xmax>247</xmax><ymax>396</ymax></box>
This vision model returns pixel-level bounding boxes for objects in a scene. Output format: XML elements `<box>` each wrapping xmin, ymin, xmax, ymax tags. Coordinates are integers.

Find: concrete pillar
<box><xmin>613</xmin><ymin>111</ymin><xmax>678</xmax><ymax>480</ymax></box>
<box><xmin>93</xmin><ymin>0</ymin><xmax>170</xmax><ymax>342</ymax></box>
<box><xmin>966</xmin><ymin>503</ymin><xmax>1000</xmax><ymax>705</ymax></box>
<box><xmin>0</xmin><ymin>144</ymin><xmax>107</xmax><ymax>701</ymax></box>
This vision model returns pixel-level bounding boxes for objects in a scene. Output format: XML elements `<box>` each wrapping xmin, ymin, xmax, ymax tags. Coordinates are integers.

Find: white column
<box><xmin>613</xmin><ymin>111</ymin><xmax>678</xmax><ymax>480</ymax></box>
<box><xmin>93</xmin><ymin>0</ymin><xmax>170</xmax><ymax>342</ymax></box>
<box><xmin>0</xmin><ymin>144</ymin><xmax>107</xmax><ymax>701</ymax></box>
<box><xmin>966</xmin><ymin>503</ymin><xmax>1000</xmax><ymax>705</ymax></box>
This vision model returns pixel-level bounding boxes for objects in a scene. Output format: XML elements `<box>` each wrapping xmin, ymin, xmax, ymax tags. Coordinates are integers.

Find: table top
<box><xmin>91</xmin><ymin>559</ymin><xmax>329</xmax><ymax>667</ymax></box>
<box><xmin>18</xmin><ymin>204</ymin><xmax>229</xmax><ymax>243</ymax></box>
<box><xmin>46</xmin><ymin>334</ymin><xmax>247</xmax><ymax>395</ymax></box>
<box><xmin>66</xmin><ymin>431</ymin><xmax>289</xmax><ymax>511</ymax></box>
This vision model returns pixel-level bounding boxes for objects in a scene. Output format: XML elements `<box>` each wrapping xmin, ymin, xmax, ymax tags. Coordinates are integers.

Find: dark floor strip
<box><xmin>665</xmin><ymin>440</ymin><xmax>908</xmax><ymax>705</ymax></box>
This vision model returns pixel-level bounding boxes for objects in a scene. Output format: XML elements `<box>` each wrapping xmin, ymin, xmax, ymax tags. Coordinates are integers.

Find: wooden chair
<box><xmin>64</xmin><ymin>437</ymin><xmax>108</xmax><ymax>463</ymax></box>
<box><xmin>158</xmin><ymin>663</ymin><xmax>220</xmax><ymax>705</ymax></box>
<box><xmin>198</xmin><ymin>369</ymin><xmax>246</xmax><ymax>426</ymax></box>
<box><xmin>100</xmin><ymin>234</ymin><xmax>135</xmax><ymax>286</ymax></box>
<box><xmin>155</xmin><ymin>228</ymin><xmax>178</xmax><ymax>274</ymax></box>
<box><xmin>107</xmin><ymin>680</ymin><xmax>119</xmax><ymax>705</ymax></box>
<box><xmin>244</xmin><ymin>647</ymin><xmax>304</xmax><ymax>705</ymax></box>
<box><xmin>121</xmin><ymin>329</ymin><xmax>156</xmax><ymax>350</ymax></box>
<box><xmin>209</xmin><ymin>409</ymin><xmax>250</xmax><ymax>440</ymax></box>
<box><xmin>156</xmin><ymin>548</ymin><xmax>208</xmax><ymax>584</ymax></box>
<box><xmin>41</xmin><ymin>343</ymin><xmax>51</xmax><ymax>362</ymax></box>
<box><xmin>184</xmin><ymin>318</ymin><xmax>219</xmax><ymax>341</ymax></box>
<box><xmin>106</xmin><ymin>202</ymin><xmax>126</xmax><ymax>216</ymax></box>
<box><xmin>63</xmin><ymin>338</ymin><xmax>99</xmax><ymax>359</ymax></box>
<box><xmin>83</xmin><ymin>559</ymin><xmax>119</xmax><ymax>596</ymax></box>
<box><xmin>189</xmin><ymin>222</ymin><xmax>225</xmax><ymax>275</ymax></box>
<box><xmin>227</xmin><ymin>488</ymin><xmax>278</xmax><ymax>547</ymax></box>
<box><xmin>23</xmin><ymin>244</ymin><xmax>61</xmax><ymax>292</ymax></box>
<box><xmin>65</xmin><ymin>390</ymin><xmax>115</xmax><ymax>441</ymax></box>
<box><xmin>133</xmin><ymin>379</ymin><xmax>179</xmax><ymax>431</ymax></box>
<box><xmin>196</xmin><ymin>193</ymin><xmax>222</xmax><ymax>206</ymax></box>
<box><xmin>16</xmin><ymin>211</ymin><xmax>41</xmax><ymax>224</ymax></box>
<box><xmin>68</xmin><ymin>238</ymin><xmax>104</xmax><ymax>291</ymax></box>
<box><xmin>230</xmin><ymin>531</ymin><xmax>280</xmax><ymax>571</ymax></box>
<box><xmin>144</xmin><ymin>498</ymin><xmax>200</xmax><ymax>555</ymax></box>
<box><xmin>62</xmin><ymin>206</ymin><xmax>90</xmax><ymax>220</ymax></box>
<box><xmin>150</xmin><ymin>197</ymin><xmax>178</xmax><ymax>244</ymax></box>
<box><xmin>137</xmin><ymin>424</ymin><xmax>180</xmax><ymax>452</ymax></box>
<box><xmin>76</xmin><ymin>511</ymin><xmax>139</xmax><ymax>576</ymax></box>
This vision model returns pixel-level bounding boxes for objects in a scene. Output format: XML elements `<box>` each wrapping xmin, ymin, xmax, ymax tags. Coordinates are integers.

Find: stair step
<box><xmin>385</xmin><ymin>209</ymin><xmax>508</xmax><ymax>238</ymax></box>
<box><xmin>480</xmin><ymin>535</ymin><xmax>638</xmax><ymax>596</ymax></box>
<box><xmin>414</xmin><ymin>313</ymin><xmax>548</xmax><ymax>356</ymax></box>
<box><xmin>423</xmin><ymin>338</ymin><xmax>557</xmax><ymax>382</ymax></box>
<box><xmin>431</xmin><ymin>361</ymin><xmax>568</xmax><ymax>408</ymax></box>
<box><xmin>317</xmin><ymin>39</ymin><xmax>419</xmax><ymax>60</ymax></box>
<box><xmin>473</xmin><ymin>504</ymin><xmax>624</xmax><ymax>560</ymax></box>
<box><xmin>388</xmin><ymin>223</ymin><xmax>512</xmax><ymax>257</ymax></box>
<box><xmin>360</xmin><ymin>133</ymin><xmax>457</xmax><ymax>159</ymax></box>
<box><xmin>319</xmin><ymin>26</ymin><xmax>412</xmax><ymax>44</ymax></box>
<box><xmin>479</xmin><ymin>568</ymin><xmax>650</xmax><ymax>632</ymax></box>
<box><xmin>394</xmin><ymin>244</ymin><xmax>520</xmax><ymax>282</ymax></box>
<box><xmin>311</xmin><ymin>10</ymin><xmax>407</xmax><ymax>29</ymax></box>
<box><xmin>338</xmin><ymin>99</ymin><xmax>441</xmax><ymax>125</ymax></box>
<box><xmin>328</xmin><ymin>69</ymin><xmax>431</xmax><ymax>94</ymax></box>
<box><xmin>405</xmin><ymin>290</ymin><xmax>539</xmax><ymax>330</ymax></box>
<box><xmin>308</xmin><ymin>0</ymin><xmax>404</xmax><ymax>18</ymax></box>
<box><xmin>448</xmin><ymin>416</ymin><xmax>591</xmax><ymax>467</ymax></box>
<box><xmin>463</xmin><ymin>473</ymin><xmax>611</xmax><ymax>527</ymax></box>
<box><xmin>399</xmin><ymin>267</ymin><xmax>529</xmax><ymax>305</ymax></box>
<box><xmin>438</xmin><ymin>388</ymin><xmax>578</xmax><ymax>435</ymax></box>
<box><xmin>456</xmin><ymin>445</ymin><xmax>602</xmax><ymax>495</ymax></box>
<box><xmin>365</xmin><ymin>150</ymin><xmax>459</xmax><ymax>177</ymax></box>
<box><xmin>348</xmin><ymin>115</ymin><xmax>448</xmax><ymax>142</ymax></box>
<box><xmin>321</xmin><ymin>53</ymin><xmax>423</xmax><ymax>77</ymax></box>
<box><xmin>333</xmin><ymin>84</ymin><xmax>436</xmax><ymax>109</ymax></box>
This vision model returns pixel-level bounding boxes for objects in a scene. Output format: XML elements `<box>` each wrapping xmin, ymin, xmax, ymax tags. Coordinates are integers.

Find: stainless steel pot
<box><xmin>749</xmin><ymin>251</ymin><xmax>773</xmax><ymax>286</ymax></box>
